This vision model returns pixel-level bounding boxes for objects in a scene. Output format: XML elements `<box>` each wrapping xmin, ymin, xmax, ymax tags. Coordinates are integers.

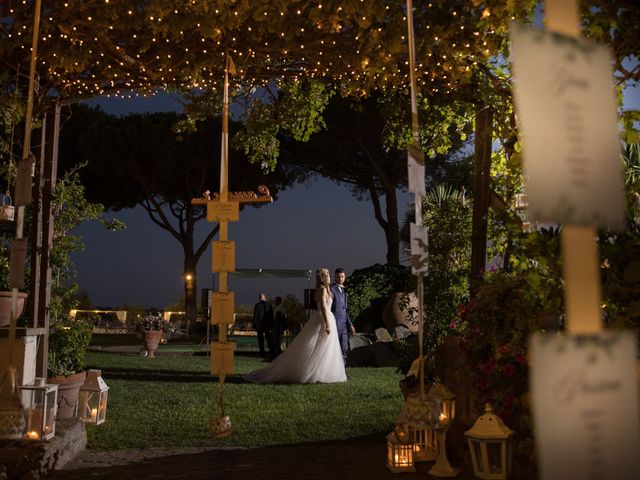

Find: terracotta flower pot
<box><xmin>144</xmin><ymin>330</ymin><xmax>162</xmax><ymax>358</ymax></box>
<box><xmin>0</xmin><ymin>291</ymin><xmax>28</xmax><ymax>327</ymax></box>
<box><xmin>48</xmin><ymin>370</ymin><xmax>87</xmax><ymax>417</ymax></box>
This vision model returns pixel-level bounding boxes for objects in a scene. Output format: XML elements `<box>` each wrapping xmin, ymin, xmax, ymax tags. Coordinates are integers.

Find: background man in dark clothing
<box><xmin>253</xmin><ymin>293</ymin><xmax>275</xmax><ymax>358</ymax></box>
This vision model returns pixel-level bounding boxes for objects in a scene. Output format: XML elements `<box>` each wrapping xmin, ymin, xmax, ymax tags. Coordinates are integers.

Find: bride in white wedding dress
<box><xmin>244</xmin><ymin>268</ymin><xmax>347</xmax><ymax>384</ymax></box>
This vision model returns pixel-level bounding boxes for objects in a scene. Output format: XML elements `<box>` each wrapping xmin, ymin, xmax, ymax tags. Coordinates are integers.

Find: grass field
<box><xmin>85</xmin><ymin>351</ymin><xmax>404</xmax><ymax>450</ymax></box>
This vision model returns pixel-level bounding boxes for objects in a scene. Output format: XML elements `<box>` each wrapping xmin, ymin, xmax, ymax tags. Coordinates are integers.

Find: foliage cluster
<box><xmin>48</xmin><ymin>317</ymin><xmax>94</xmax><ymax>378</ymax></box>
<box><xmin>402</xmin><ymin>184</ymin><xmax>472</xmax><ymax>346</ymax></box>
<box><xmin>346</xmin><ymin>263</ymin><xmax>414</xmax><ymax>332</ymax></box>
<box><xmin>135</xmin><ymin>313</ymin><xmax>176</xmax><ymax>335</ymax></box>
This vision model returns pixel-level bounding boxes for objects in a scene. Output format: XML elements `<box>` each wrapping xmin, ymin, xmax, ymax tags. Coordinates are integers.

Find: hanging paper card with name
<box><xmin>530</xmin><ymin>331</ymin><xmax>640</xmax><ymax>480</ymax></box>
<box><xmin>510</xmin><ymin>22</ymin><xmax>624</xmax><ymax>229</ymax></box>
<box><xmin>207</xmin><ymin>201</ymin><xmax>239</xmax><ymax>222</ymax></box>
<box><xmin>211</xmin><ymin>291</ymin><xmax>234</xmax><ymax>325</ymax></box>
<box><xmin>211</xmin><ymin>341</ymin><xmax>236</xmax><ymax>376</ymax></box>
<box><xmin>212</xmin><ymin>240</ymin><xmax>235</xmax><ymax>272</ymax></box>
<box><xmin>409</xmin><ymin>223</ymin><xmax>428</xmax><ymax>275</ymax></box>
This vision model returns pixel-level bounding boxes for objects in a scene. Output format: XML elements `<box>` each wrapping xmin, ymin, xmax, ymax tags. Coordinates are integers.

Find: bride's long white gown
<box><xmin>244</xmin><ymin>295</ymin><xmax>347</xmax><ymax>384</ymax></box>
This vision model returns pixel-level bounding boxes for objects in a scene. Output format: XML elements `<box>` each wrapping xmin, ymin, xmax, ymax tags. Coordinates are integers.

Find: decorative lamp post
<box><xmin>426</xmin><ymin>378</ymin><xmax>459</xmax><ymax>477</ymax></box>
<box><xmin>18</xmin><ymin>378</ymin><xmax>58</xmax><ymax>441</ymax></box>
<box><xmin>386</xmin><ymin>432</ymin><xmax>415</xmax><ymax>473</ymax></box>
<box><xmin>465</xmin><ymin>404</ymin><xmax>514</xmax><ymax>480</ymax></box>
<box><xmin>77</xmin><ymin>369</ymin><xmax>109</xmax><ymax>425</ymax></box>
<box><xmin>0</xmin><ymin>368</ymin><xmax>26</xmax><ymax>440</ymax></box>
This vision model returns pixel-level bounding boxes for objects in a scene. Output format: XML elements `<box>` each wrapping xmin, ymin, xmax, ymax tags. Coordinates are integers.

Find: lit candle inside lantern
<box><xmin>91</xmin><ymin>408</ymin><xmax>98</xmax><ymax>422</ymax></box>
<box><xmin>440</xmin><ymin>413</ymin><xmax>447</xmax><ymax>422</ymax></box>
<box><xmin>26</xmin><ymin>431</ymin><xmax>39</xmax><ymax>440</ymax></box>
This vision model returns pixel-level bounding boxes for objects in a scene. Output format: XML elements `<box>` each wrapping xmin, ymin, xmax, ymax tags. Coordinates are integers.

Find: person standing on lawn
<box><xmin>330</xmin><ymin>268</ymin><xmax>355</xmax><ymax>365</ymax></box>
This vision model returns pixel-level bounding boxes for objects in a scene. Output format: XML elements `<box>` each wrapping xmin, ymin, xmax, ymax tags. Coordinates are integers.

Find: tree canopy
<box><xmin>0</xmin><ymin>0</ymin><xmax>539</xmax><ymax>101</ymax></box>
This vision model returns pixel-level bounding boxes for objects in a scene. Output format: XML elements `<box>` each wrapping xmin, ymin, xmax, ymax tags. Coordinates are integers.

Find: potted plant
<box><xmin>136</xmin><ymin>313</ymin><xmax>175</xmax><ymax>358</ymax></box>
<box><xmin>0</xmin><ymin>246</ymin><xmax>28</xmax><ymax>328</ymax></box>
<box><xmin>47</xmin><ymin>316</ymin><xmax>94</xmax><ymax>417</ymax></box>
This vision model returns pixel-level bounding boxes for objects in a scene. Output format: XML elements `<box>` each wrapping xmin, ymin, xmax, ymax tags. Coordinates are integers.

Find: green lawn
<box><xmin>85</xmin><ymin>351</ymin><xmax>404</xmax><ymax>450</ymax></box>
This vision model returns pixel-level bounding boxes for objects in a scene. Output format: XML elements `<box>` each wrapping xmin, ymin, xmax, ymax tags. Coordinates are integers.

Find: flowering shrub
<box><xmin>135</xmin><ymin>314</ymin><xmax>176</xmax><ymax>335</ymax></box>
<box><xmin>460</xmin><ymin>268</ymin><xmax>562</xmax><ymax>480</ymax></box>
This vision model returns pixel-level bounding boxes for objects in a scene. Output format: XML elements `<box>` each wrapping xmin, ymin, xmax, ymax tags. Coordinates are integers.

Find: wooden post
<box><xmin>544</xmin><ymin>0</ymin><xmax>603</xmax><ymax>334</ymax></box>
<box><xmin>6</xmin><ymin>0</ymin><xmax>42</xmax><ymax>371</ymax></box>
<box><xmin>28</xmin><ymin>123</ymin><xmax>46</xmax><ymax>328</ymax></box>
<box><xmin>36</xmin><ymin>106</ymin><xmax>60</xmax><ymax>378</ymax></box>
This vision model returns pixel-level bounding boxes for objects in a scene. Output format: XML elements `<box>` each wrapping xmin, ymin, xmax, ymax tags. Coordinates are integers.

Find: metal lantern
<box><xmin>425</xmin><ymin>378</ymin><xmax>459</xmax><ymax>477</ymax></box>
<box><xmin>77</xmin><ymin>369</ymin><xmax>109</xmax><ymax>425</ymax></box>
<box><xmin>401</xmin><ymin>390</ymin><xmax>440</xmax><ymax>462</ymax></box>
<box><xmin>411</xmin><ymin>424</ymin><xmax>438</xmax><ymax>462</ymax></box>
<box><xmin>386</xmin><ymin>432</ymin><xmax>415</xmax><ymax>473</ymax></box>
<box><xmin>465</xmin><ymin>404</ymin><xmax>514</xmax><ymax>480</ymax></box>
<box><xmin>0</xmin><ymin>367</ymin><xmax>26</xmax><ymax>440</ymax></box>
<box><xmin>19</xmin><ymin>378</ymin><xmax>58</xmax><ymax>441</ymax></box>
<box><xmin>426</xmin><ymin>377</ymin><xmax>456</xmax><ymax>425</ymax></box>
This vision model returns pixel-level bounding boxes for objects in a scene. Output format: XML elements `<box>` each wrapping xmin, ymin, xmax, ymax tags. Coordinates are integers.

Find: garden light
<box><xmin>426</xmin><ymin>377</ymin><xmax>459</xmax><ymax>477</ymax></box>
<box><xmin>465</xmin><ymin>404</ymin><xmax>514</xmax><ymax>480</ymax></box>
<box><xmin>77</xmin><ymin>369</ymin><xmax>109</xmax><ymax>425</ymax></box>
<box><xmin>19</xmin><ymin>378</ymin><xmax>58</xmax><ymax>441</ymax></box>
<box><xmin>386</xmin><ymin>431</ymin><xmax>415</xmax><ymax>473</ymax></box>
<box><xmin>426</xmin><ymin>377</ymin><xmax>456</xmax><ymax>425</ymax></box>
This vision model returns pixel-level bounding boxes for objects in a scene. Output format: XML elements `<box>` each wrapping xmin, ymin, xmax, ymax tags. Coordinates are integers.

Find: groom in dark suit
<box><xmin>331</xmin><ymin>268</ymin><xmax>355</xmax><ymax>365</ymax></box>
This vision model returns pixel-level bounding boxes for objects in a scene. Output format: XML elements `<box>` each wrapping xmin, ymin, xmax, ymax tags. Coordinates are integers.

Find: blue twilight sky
<box><xmin>71</xmin><ymin>64</ymin><xmax>640</xmax><ymax>310</ymax></box>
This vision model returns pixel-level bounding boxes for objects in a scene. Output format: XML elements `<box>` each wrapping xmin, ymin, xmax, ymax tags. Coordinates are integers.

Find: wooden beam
<box><xmin>35</xmin><ymin>105</ymin><xmax>60</xmax><ymax>378</ymax></box>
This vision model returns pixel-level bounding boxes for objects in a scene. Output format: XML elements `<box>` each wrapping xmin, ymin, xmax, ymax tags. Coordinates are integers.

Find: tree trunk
<box><xmin>470</xmin><ymin>105</ymin><xmax>493</xmax><ymax>291</ymax></box>
<box><xmin>384</xmin><ymin>188</ymin><xmax>400</xmax><ymax>265</ymax></box>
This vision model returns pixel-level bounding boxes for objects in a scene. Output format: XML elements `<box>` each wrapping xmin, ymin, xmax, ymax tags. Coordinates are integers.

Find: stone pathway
<box><xmin>49</xmin><ymin>434</ymin><xmax>476</xmax><ymax>480</ymax></box>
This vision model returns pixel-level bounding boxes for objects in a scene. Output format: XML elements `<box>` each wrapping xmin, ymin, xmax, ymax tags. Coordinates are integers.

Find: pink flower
<box><xmin>497</xmin><ymin>345</ymin><xmax>510</xmax><ymax>354</ymax></box>
<box><xmin>515</xmin><ymin>353</ymin><xmax>526</xmax><ymax>364</ymax></box>
<box><xmin>502</xmin><ymin>364</ymin><xmax>515</xmax><ymax>377</ymax></box>
<box><xmin>481</xmin><ymin>355</ymin><xmax>495</xmax><ymax>374</ymax></box>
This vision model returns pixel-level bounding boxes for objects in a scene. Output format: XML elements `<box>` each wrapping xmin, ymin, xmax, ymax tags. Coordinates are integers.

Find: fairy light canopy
<box><xmin>0</xmin><ymin>0</ymin><xmax>536</xmax><ymax>101</ymax></box>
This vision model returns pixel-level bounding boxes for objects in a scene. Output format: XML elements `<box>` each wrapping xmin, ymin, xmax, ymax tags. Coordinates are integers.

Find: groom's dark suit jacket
<box><xmin>330</xmin><ymin>283</ymin><xmax>354</xmax><ymax>333</ymax></box>
<box><xmin>253</xmin><ymin>300</ymin><xmax>274</xmax><ymax>330</ymax></box>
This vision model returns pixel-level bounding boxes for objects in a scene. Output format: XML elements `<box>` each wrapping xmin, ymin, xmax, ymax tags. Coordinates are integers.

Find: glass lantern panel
<box><xmin>486</xmin><ymin>441</ymin><xmax>505</xmax><ymax>474</ymax></box>
<box><xmin>470</xmin><ymin>440</ymin><xmax>486</xmax><ymax>474</ymax></box>
<box><xmin>98</xmin><ymin>391</ymin><xmax>108</xmax><ymax>424</ymax></box>
<box><xmin>79</xmin><ymin>390</ymin><xmax>99</xmax><ymax>422</ymax></box>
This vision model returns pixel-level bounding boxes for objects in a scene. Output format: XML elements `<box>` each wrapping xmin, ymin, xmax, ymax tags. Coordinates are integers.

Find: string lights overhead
<box><xmin>1</xmin><ymin>0</ymin><xmax>527</xmax><ymax>100</ymax></box>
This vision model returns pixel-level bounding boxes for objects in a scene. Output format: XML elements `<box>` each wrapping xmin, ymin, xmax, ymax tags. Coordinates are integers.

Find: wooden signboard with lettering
<box><xmin>211</xmin><ymin>341</ymin><xmax>236</xmax><ymax>376</ymax></box>
<box><xmin>211</xmin><ymin>291</ymin><xmax>234</xmax><ymax>326</ymax></box>
<box><xmin>207</xmin><ymin>201</ymin><xmax>239</xmax><ymax>222</ymax></box>
<box><xmin>212</xmin><ymin>240</ymin><xmax>235</xmax><ymax>273</ymax></box>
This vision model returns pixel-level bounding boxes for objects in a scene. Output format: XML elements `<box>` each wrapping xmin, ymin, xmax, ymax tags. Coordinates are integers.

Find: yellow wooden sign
<box><xmin>207</xmin><ymin>201</ymin><xmax>239</xmax><ymax>222</ymax></box>
<box><xmin>211</xmin><ymin>341</ymin><xmax>236</xmax><ymax>376</ymax></box>
<box><xmin>211</xmin><ymin>291</ymin><xmax>234</xmax><ymax>325</ymax></box>
<box><xmin>212</xmin><ymin>240</ymin><xmax>235</xmax><ymax>272</ymax></box>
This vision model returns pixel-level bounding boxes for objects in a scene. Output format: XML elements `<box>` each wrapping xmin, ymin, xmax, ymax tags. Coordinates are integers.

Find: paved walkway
<box><xmin>49</xmin><ymin>434</ymin><xmax>476</xmax><ymax>480</ymax></box>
